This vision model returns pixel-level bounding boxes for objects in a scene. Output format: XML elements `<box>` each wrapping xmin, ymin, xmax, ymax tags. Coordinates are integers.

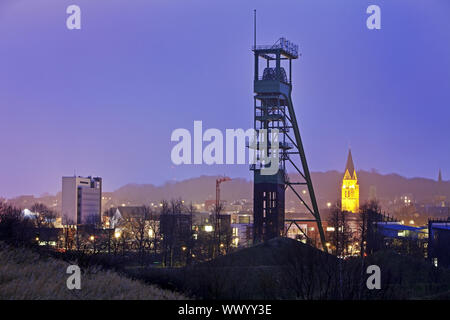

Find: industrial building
<box><xmin>428</xmin><ymin>219</ymin><xmax>450</xmax><ymax>268</ymax></box>
<box><xmin>372</xmin><ymin>221</ymin><xmax>427</xmax><ymax>257</ymax></box>
<box><xmin>251</xmin><ymin>36</ymin><xmax>326</xmax><ymax>250</ymax></box>
<box><xmin>375</xmin><ymin>221</ymin><xmax>426</xmax><ymax>240</ymax></box>
<box><xmin>61</xmin><ymin>176</ymin><xmax>102</xmax><ymax>226</ymax></box>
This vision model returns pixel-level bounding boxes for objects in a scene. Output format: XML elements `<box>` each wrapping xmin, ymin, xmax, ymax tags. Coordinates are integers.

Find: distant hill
<box><xmin>111</xmin><ymin>171</ymin><xmax>449</xmax><ymax>206</ymax></box>
<box><xmin>7</xmin><ymin>171</ymin><xmax>449</xmax><ymax>213</ymax></box>
<box><xmin>113</xmin><ymin>176</ymin><xmax>251</xmax><ymax>204</ymax></box>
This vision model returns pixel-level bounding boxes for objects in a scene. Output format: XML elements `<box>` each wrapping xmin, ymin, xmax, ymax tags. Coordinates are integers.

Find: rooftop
<box><xmin>252</xmin><ymin>37</ymin><xmax>299</xmax><ymax>59</ymax></box>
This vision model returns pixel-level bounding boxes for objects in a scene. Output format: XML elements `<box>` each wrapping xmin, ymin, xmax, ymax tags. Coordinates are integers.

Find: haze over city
<box><xmin>1</xmin><ymin>0</ymin><xmax>449</xmax><ymax>198</ymax></box>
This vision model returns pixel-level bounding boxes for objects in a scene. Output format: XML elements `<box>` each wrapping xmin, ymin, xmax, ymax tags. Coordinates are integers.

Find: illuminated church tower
<box><xmin>341</xmin><ymin>149</ymin><xmax>359</xmax><ymax>213</ymax></box>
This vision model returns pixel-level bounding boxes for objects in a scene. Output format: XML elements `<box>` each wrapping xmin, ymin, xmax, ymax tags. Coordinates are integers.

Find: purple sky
<box><xmin>1</xmin><ymin>0</ymin><xmax>449</xmax><ymax>198</ymax></box>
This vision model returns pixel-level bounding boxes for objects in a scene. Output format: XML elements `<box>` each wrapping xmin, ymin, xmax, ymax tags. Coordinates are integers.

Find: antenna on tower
<box><xmin>253</xmin><ymin>9</ymin><xmax>257</xmax><ymax>49</ymax></box>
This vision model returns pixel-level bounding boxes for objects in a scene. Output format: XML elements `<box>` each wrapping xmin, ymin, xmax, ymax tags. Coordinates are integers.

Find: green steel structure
<box><xmin>251</xmin><ymin>38</ymin><xmax>327</xmax><ymax>251</ymax></box>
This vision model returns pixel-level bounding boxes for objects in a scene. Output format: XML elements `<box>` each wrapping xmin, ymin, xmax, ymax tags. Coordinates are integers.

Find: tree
<box><xmin>328</xmin><ymin>201</ymin><xmax>354</xmax><ymax>299</ymax></box>
<box><xmin>30</xmin><ymin>203</ymin><xmax>56</xmax><ymax>229</ymax></box>
<box><xmin>211</xmin><ymin>202</ymin><xmax>224</xmax><ymax>259</ymax></box>
<box><xmin>128</xmin><ymin>205</ymin><xmax>153</xmax><ymax>266</ymax></box>
<box><xmin>147</xmin><ymin>207</ymin><xmax>161</xmax><ymax>256</ymax></box>
<box><xmin>184</xmin><ymin>202</ymin><xmax>196</xmax><ymax>266</ymax></box>
<box><xmin>328</xmin><ymin>202</ymin><xmax>353</xmax><ymax>257</ymax></box>
<box><xmin>160</xmin><ymin>199</ymin><xmax>185</xmax><ymax>267</ymax></box>
<box><xmin>0</xmin><ymin>203</ymin><xmax>34</xmax><ymax>245</ymax></box>
<box><xmin>209</xmin><ymin>202</ymin><xmax>233</xmax><ymax>258</ymax></box>
<box><xmin>359</xmin><ymin>200</ymin><xmax>382</xmax><ymax>257</ymax></box>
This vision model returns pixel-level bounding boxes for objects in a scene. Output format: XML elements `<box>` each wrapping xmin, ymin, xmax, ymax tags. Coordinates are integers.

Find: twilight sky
<box><xmin>0</xmin><ymin>0</ymin><xmax>449</xmax><ymax>198</ymax></box>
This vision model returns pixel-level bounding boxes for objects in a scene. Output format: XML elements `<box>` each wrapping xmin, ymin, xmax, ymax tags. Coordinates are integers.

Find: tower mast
<box><xmin>251</xmin><ymin>35</ymin><xmax>327</xmax><ymax>251</ymax></box>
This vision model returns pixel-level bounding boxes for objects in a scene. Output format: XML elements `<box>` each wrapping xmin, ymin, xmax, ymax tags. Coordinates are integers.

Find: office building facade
<box><xmin>62</xmin><ymin>176</ymin><xmax>102</xmax><ymax>226</ymax></box>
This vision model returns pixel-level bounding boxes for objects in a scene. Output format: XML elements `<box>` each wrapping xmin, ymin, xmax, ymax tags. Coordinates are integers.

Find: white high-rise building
<box><xmin>62</xmin><ymin>176</ymin><xmax>102</xmax><ymax>226</ymax></box>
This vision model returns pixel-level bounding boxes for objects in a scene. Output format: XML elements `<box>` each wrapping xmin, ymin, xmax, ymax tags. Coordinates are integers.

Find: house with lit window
<box><xmin>230</xmin><ymin>213</ymin><xmax>253</xmax><ymax>247</ymax></box>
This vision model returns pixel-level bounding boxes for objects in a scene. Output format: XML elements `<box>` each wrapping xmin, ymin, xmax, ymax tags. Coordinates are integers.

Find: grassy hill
<box><xmin>0</xmin><ymin>242</ymin><xmax>187</xmax><ymax>300</ymax></box>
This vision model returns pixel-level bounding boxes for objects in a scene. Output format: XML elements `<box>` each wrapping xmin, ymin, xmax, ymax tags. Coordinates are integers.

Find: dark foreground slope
<box><xmin>207</xmin><ymin>237</ymin><xmax>334</xmax><ymax>267</ymax></box>
<box><xmin>126</xmin><ymin>237</ymin><xmax>337</xmax><ymax>299</ymax></box>
<box><xmin>130</xmin><ymin>238</ymin><xmax>450</xmax><ymax>300</ymax></box>
<box><xmin>130</xmin><ymin>238</ymin><xmax>346</xmax><ymax>299</ymax></box>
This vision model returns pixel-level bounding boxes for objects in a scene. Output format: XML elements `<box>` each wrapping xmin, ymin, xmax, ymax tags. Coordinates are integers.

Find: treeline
<box><xmin>0</xmin><ymin>202</ymin><xmax>56</xmax><ymax>245</ymax></box>
<box><xmin>0</xmin><ymin>199</ymin><xmax>233</xmax><ymax>268</ymax></box>
<box><xmin>102</xmin><ymin>199</ymin><xmax>234</xmax><ymax>267</ymax></box>
<box><xmin>326</xmin><ymin>200</ymin><xmax>386</xmax><ymax>257</ymax></box>
<box><xmin>324</xmin><ymin>200</ymin><xmax>425</xmax><ymax>259</ymax></box>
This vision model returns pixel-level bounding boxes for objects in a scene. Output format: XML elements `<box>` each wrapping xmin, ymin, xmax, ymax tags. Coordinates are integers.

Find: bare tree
<box><xmin>129</xmin><ymin>205</ymin><xmax>153</xmax><ymax>266</ymax></box>
<box><xmin>328</xmin><ymin>202</ymin><xmax>352</xmax><ymax>257</ymax></box>
<box><xmin>147</xmin><ymin>207</ymin><xmax>161</xmax><ymax>256</ymax></box>
<box><xmin>0</xmin><ymin>203</ymin><xmax>34</xmax><ymax>245</ymax></box>
<box><xmin>359</xmin><ymin>200</ymin><xmax>382</xmax><ymax>257</ymax></box>
<box><xmin>185</xmin><ymin>202</ymin><xmax>196</xmax><ymax>266</ymax></box>
<box><xmin>160</xmin><ymin>199</ymin><xmax>185</xmax><ymax>267</ymax></box>
<box><xmin>328</xmin><ymin>201</ymin><xmax>353</xmax><ymax>299</ymax></box>
<box><xmin>30</xmin><ymin>203</ymin><xmax>57</xmax><ymax>247</ymax></box>
<box><xmin>211</xmin><ymin>203</ymin><xmax>223</xmax><ymax>259</ymax></box>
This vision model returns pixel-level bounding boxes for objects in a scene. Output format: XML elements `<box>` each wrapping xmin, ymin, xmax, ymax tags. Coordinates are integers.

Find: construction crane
<box><xmin>216</xmin><ymin>177</ymin><xmax>231</xmax><ymax>208</ymax></box>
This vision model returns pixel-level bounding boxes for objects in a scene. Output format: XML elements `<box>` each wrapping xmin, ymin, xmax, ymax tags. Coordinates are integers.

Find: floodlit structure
<box><xmin>62</xmin><ymin>176</ymin><xmax>102</xmax><ymax>226</ymax></box>
<box><xmin>341</xmin><ymin>149</ymin><xmax>360</xmax><ymax>213</ymax></box>
<box><xmin>251</xmin><ymin>35</ymin><xmax>327</xmax><ymax>251</ymax></box>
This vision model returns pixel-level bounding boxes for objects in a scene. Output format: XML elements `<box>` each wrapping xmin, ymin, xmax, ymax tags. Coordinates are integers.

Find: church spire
<box><xmin>342</xmin><ymin>149</ymin><xmax>359</xmax><ymax>213</ymax></box>
<box><xmin>344</xmin><ymin>149</ymin><xmax>356</xmax><ymax>179</ymax></box>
